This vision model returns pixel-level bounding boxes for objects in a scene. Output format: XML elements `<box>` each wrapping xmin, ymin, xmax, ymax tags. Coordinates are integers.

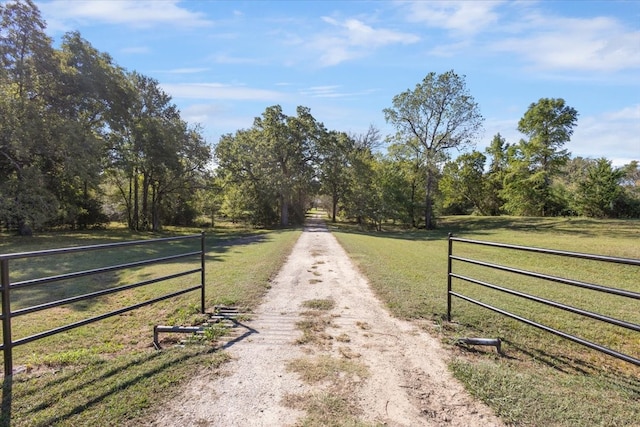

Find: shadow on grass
<box><xmin>328</xmin><ymin>216</ymin><xmax>640</xmax><ymax>241</ymax></box>
<box><xmin>1</xmin><ymin>377</ymin><xmax>11</xmax><ymax>427</ymax></box>
<box><xmin>6</xmin><ymin>227</ymin><xmax>292</xmax><ymax>313</ymax></box>
<box><xmin>496</xmin><ymin>338</ymin><xmax>640</xmax><ymax>394</ymax></box>
<box><xmin>1</xmin><ymin>346</ymin><xmax>219</xmax><ymax>426</ymax></box>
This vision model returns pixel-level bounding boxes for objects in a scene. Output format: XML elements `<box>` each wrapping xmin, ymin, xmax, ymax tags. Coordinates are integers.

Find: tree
<box><xmin>253</xmin><ymin>105</ymin><xmax>320</xmax><ymax>226</ymax></box>
<box><xmin>107</xmin><ymin>72</ymin><xmax>210</xmax><ymax>231</ymax></box>
<box><xmin>340</xmin><ymin>145</ymin><xmax>377</xmax><ymax>227</ymax></box>
<box><xmin>383</xmin><ymin>70</ymin><xmax>483</xmax><ymax>229</ymax></box>
<box><xmin>0</xmin><ymin>0</ymin><xmax>60</xmax><ymax>233</ymax></box>
<box><xmin>318</xmin><ymin>130</ymin><xmax>354</xmax><ymax>222</ymax></box>
<box><xmin>53</xmin><ymin>32</ymin><xmax>129</xmax><ymax>229</ymax></box>
<box><xmin>483</xmin><ymin>133</ymin><xmax>509</xmax><ymax>215</ymax></box>
<box><xmin>575</xmin><ymin>158</ymin><xmax>625</xmax><ymax>218</ymax></box>
<box><xmin>510</xmin><ymin>98</ymin><xmax>578</xmax><ymax>216</ymax></box>
<box><xmin>214</xmin><ymin>105</ymin><xmax>320</xmax><ymax>227</ymax></box>
<box><xmin>386</xmin><ymin>139</ymin><xmax>425</xmax><ymax>227</ymax></box>
<box><xmin>440</xmin><ymin>151</ymin><xmax>488</xmax><ymax>215</ymax></box>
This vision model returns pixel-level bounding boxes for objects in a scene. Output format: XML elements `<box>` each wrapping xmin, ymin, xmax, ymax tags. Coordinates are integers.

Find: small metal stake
<box><xmin>456</xmin><ymin>337</ymin><xmax>502</xmax><ymax>354</ymax></box>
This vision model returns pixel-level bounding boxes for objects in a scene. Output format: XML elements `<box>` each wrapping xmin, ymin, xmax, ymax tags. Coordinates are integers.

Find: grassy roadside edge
<box><xmin>1</xmin><ymin>224</ymin><xmax>302</xmax><ymax>427</ymax></box>
<box><xmin>330</xmin><ymin>215</ymin><xmax>640</xmax><ymax>427</ymax></box>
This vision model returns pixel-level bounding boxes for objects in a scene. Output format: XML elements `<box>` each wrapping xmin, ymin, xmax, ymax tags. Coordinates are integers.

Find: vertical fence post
<box><xmin>447</xmin><ymin>233</ymin><xmax>453</xmax><ymax>322</ymax></box>
<box><xmin>1</xmin><ymin>259</ymin><xmax>12</xmax><ymax>378</ymax></box>
<box><xmin>200</xmin><ymin>232</ymin><xmax>206</xmax><ymax>314</ymax></box>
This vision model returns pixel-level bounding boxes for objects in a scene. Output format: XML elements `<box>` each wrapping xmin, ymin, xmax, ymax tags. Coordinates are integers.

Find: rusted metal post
<box><xmin>447</xmin><ymin>233</ymin><xmax>453</xmax><ymax>322</ymax></box>
<box><xmin>1</xmin><ymin>259</ymin><xmax>12</xmax><ymax>378</ymax></box>
<box><xmin>200</xmin><ymin>231</ymin><xmax>206</xmax><ymax>314</ymax></box>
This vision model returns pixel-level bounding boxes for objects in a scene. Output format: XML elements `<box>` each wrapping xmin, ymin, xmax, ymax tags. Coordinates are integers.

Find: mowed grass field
<box><xmin>1</xmin><ymin>215</ymin><xmax>638</xmax><ymax>426</ymax></box>
<box><xmin>0</xmin><ymin>223</ymin><xmax>301</xmax><ymax>426</ymax></box>
<box><xmin>330</xmin><ymin>216</ymin><xmax>640</xmax><ymax>427</ymax></box>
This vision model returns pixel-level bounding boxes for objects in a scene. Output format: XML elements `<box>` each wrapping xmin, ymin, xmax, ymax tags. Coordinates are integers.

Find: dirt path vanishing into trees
<box><xmin>146</xmin><ymin>215</ymin><xmax>503</xmax><ymax>426</ymax></box>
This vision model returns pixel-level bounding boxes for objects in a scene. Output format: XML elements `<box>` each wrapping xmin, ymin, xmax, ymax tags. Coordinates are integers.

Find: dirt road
<box><xmin>148</xmin><ymin>216</ymin><xmax>503</xmax><ymax>426</ymax></box>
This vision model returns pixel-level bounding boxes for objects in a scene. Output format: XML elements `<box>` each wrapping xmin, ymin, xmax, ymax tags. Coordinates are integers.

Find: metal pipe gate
<box><xmin>0</xmin><ymin>232</ymin><xmax>206</xmax><ymax>378</ymax></box>
<box><xmin>447</xmin><ymin>234</ymin><xmax>640</xmax><ymax>366</ymax></box>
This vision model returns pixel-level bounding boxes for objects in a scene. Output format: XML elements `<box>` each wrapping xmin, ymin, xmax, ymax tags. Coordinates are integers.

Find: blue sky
<box><xmin>35</xmin><ymin>0</ymin><xmax>640</xmax><ymax>166</ymax></box>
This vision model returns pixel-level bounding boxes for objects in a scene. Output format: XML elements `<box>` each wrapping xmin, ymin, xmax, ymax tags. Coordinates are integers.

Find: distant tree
<box><xmin>384</xmin><ymin>70</ymin><xmax>483</xmax><ymax>229</ymax></box>
<box><xmin>504</xmin><ymin>98</ymin><xmax>578</xmax><ymax>216</ymax></box>
<box><xmin>483</xmin><ymin>133</ymin><xmax>509</xmax><ymax>215</ymax></box>
<box><xmin>253</xmin><ymin>105</ymin><xmax>320</xmax><ymax>225</ymax></box>
<box><xmin>621</xmin><ymin>160</ymin><xmax>640</xmax><ymax>188</ymax></box>
<box><xmin>387</xmin><ymin>139</ymin><xmax>425</xmax><ymax>227</ymax></box>
<box><xmin>440</xmin><ymin>151</ymin><xmax>488</xmax><ymax>215</ymax></box>
<box><xmin>618</xmin><ymin>160</ymin><xmax>640</xmax><ymax>217</ymax></box>
<box><xmin>107</xmin><ymin>73</ymin><xmax>210</xmax><ymax>231</ymax></box>
<box><xmin>337</xmin><ymin>126</ymin><xmax>386</xmax><ymax>227</ymax></box>
<box><xmin>575</xmin><ymin>158</ymin><xmax>625</xmax><ymax>218</ymax></box>
<box><xmin>214</xmin><ymin>105</ymin><xmax>320</xmax><ymax>226</ymax></box>
<box><xmin>318</xmin><ymin>130</ymin><xmax>354</xmax><ymax>222</ymax></box>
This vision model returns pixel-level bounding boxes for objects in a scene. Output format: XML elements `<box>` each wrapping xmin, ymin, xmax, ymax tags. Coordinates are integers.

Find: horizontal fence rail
<box><xmin>0</xmin><ymin>233</ymin><xmax>206</xmax><ymax>378</ymax></box>
<box><xmin>447</xmin><ymin>234</ymin><xmax>640</xmax><ymax>367</ymax></box>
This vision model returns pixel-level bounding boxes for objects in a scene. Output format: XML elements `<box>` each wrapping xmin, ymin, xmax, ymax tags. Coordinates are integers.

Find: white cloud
<box><xmin>160</xmin><ymin>83</ymin><xmax>287</xmax><ymax>102</ymax></box>
<box><xmin>38</xmin><ymin>0</ymin><xmax>213</xmax><ymax>31</ymax></box>
<box><xmin>299</xmin><ymin>85</ymin><xmax>378</xmax><ymax>99</ymax></box>
<box><xmin>405</xmin><ymin>1</ymin><xmax>503</xmax><ymax>34</ymax></box>
<box><xmin>311</xmin><ymin>17</ymin><xmax>419</xmax><ymax>66</ymax></box>
<box><xmin>402</xmin><ymin>1</ymin><xmax>640</xmax><ymax>74</ymax></box>
<box><xmin>569</xmin><ymin>105</ymin><xmax>640</xmax><ymax>166</ymax></box>
<box><xmin>490</xmin><ymin>15</ymin><xmax>640</xmax><ymax>72</ymax></box>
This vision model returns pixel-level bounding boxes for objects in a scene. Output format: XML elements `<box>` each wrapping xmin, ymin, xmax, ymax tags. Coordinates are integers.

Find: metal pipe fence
<box><xmin>447</xmin><ymin>234</ymin><xmax>640</xmax><ymax>366</ymax></box>
<box><xmin>0</xmin><ymin>233</ymin><xmax>206</xmax><ymax>378</ymax></box>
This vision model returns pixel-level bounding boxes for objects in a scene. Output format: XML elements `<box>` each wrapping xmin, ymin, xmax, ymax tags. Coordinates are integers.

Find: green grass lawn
<box><xmin>330</xmin><ymin>215</ymin><xmax>640</xmax><ymax>427</ymax></box>
<box><xmin>0</xmin><ymin>223</ymin><xmax>301</xmax><ymax>426</ymax></box>
<box><xmin>1</xmin><ymin>216</ymin><xmax>638</xmax><ymax>426</ymax></box>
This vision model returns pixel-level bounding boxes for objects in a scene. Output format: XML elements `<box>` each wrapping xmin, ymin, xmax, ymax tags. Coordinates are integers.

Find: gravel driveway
<box><xmin>146</xmin><ymin>215</ymin><xmax>503</xmax><ymax>426</ymax></box>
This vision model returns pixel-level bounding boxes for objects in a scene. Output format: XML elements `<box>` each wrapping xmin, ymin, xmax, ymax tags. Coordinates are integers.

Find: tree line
<box><xmin>214</xmin><ymin>72</ymin><xmax>639</xmax><ymax>230</ymax></box>
<box><xmin>1</xmin><ymin>0</ymin><xmax>210</xmax><ymax>234</ymax></box>
<box><xmin>2</xmin><ymin>0</ymin><xmax>638</xmax><ymax>235</ymax></box>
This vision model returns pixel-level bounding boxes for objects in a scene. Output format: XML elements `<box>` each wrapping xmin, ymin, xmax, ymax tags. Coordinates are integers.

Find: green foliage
<box><xmin>575</xmin><ymin>158</ymin><xmax>626</xmax><ymax>218</ymax></box>
<box><xmin>384</xmin><ymin>70</ymin><xmax>484</xmax><ymax>229</ymax></box>
<box><xmin>317</xmin><ymin>130</ymin><xmax>354</xmax><ymax>222</ymax></box>
<box><xmin>214</xmin><ymin>105</ymin><xmax>320</xmax><ymax>227</ymax></box>
<box><xmin>1</xmin><ymin>0</ymin><xmax>636</xmax><ymax>233</ymax></box>
<box><xmin>0</xmin><ymin>1</ymin><xmax>210</xmax><ymax>233</ymax></box>
<box><xmin>501</xmin><ymin>98</ymin><xmax>578</xmax><ymax>216</ymax></box>
<box><xmin>440</xmin><ymin>151</ymin><xmax>487</xmax><ymax>215</ymax></box>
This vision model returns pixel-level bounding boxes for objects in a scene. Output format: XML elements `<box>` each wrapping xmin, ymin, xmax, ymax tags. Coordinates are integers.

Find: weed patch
<box><xmin>302</xmin><ymin>299</ymin><xmax>335</xmax><ymax>311</ymax></box>
<box><xmin>285</xmin><ymin>355</ymin><xmax>371</xmax><ymax>427</ymax></box>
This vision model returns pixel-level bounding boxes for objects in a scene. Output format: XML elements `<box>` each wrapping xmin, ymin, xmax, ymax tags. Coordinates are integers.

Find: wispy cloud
<box><xmin>405</xmin><ymin>1</ymin><xmax>503</xmax><ymax>35</ymax></box>
<box><xmin>310</xmin><ymin>17</ymin><xmax>419</xmax><ymax>66</ymax></box>
<box><xmin>299</xmin><ymin>85</ymin><xmax>377</xmax><ymax>99</ymax></box>
<box><xmin>569</xmin><ymin>105</ymin><xmax>640</xmax><ymax>165</ymax></box>
<box><xmin>212</xmin><ymin>54</ymin><xmax>263</xmax><ymax>65</ymax></box>
<box><xmin>38</xmin><ymin>0</ymin><xmax>213</xmax><ymax>31</ymax></box>
<box><xmin>491</xmin><ymin>15</ymin><xmax>640</xmax><ymax>72</ymax></box>
<box><xmin>160</xmin><ymin>83</ymin><xmax>287</xmax><ymax>102</ymax></box>
<box><xmin>402</xmin><ymin>1</ymin><xmax>640</xmax><ymax>74</ymax></box>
